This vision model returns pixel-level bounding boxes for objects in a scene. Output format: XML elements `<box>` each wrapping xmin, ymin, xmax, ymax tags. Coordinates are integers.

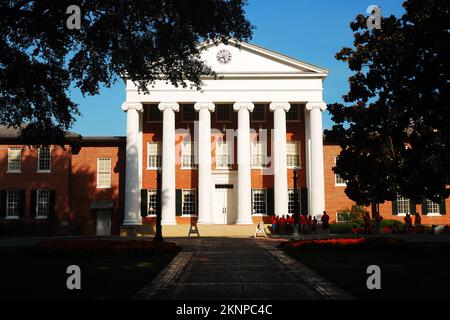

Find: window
<box><xmin>146</xmin><ymin>104</ymin><xmax>162</xmax><ymax>122</ymax></box>
<box><xmin>97</xmin><ymin>158</ymin><xmax>111</xmax><ymax>188</ymax></box>
<box><xmin>147</xmin><ymin>143</ymin><xmax>162</xmax><ymax>169</ymax></box>
<box><xmin>334</xmin><ymin>157</ymin><xmax>346</xmax><ymax>186</ymax></box>
<box><xmin>182</xmin><ymin>141</ymin><xmax>197</xmax><ymax>169</ymax></box>
<box><xmin>251</xmin><ymin>141</ymin><xmax>267</xmax><ymax>168</ymax></box>
<box><xmin>181</xmin><ymin>104</ymin><xmax>197</xmax><ymax>122</ymax></box>
<box><xmin>36</xmin><ymin>190</ymin><xmax>50</xmax><ymax>218</ymax></box>
<box><xmin>6</xmin><ymin>190</ymin><xmax>20</xmax><ymax>218</ymax></box>
<box><xmin>251</xmin><ymin>104</ymin><xmax>266</xmax><ymax>122</ymax></box>
<box><xmin>216</xmin><ymin>141</ymin><xmax>232</xmax><ymax>169</ymax></box>
<box><xmin>288</xmin><ymin>189</ymin><xmax>301</xmax><ymax>216</ymax></box>
<box><xmin>38</xmin><ymin>147</ymin><xmax>51</xmax><ymax>172</ymax></box>
<box><xmin>427</xmin><ymin>200</ymin><xmax>440</xmax><ymax>215</ymax></box>
<box><xmin>7</xmin><ymin>148</ymin><xmax>21</xmax><ymax>172</ymax></box>
<box><xmin>182</xmin><ymin>190</ymin><xmax>197</xmax><ymax>216</ymax></box>
<box><xmin>397</xmin><ymin>197</ymin><xmax>410</xmax><ymax>215</ymax></box>
<box><xmin>252</xmin><ymin>189</ymin><xmax>267</xmax><ymax>215</ymax></box>
<box><xmin>287</xmin><ymin>104</ymin><xmax>301</xmax><ymax>122</ymax></box>
<box><xmin>287</xmin><ymin>141</ymin><xmax>301</xmax><ymax>168</ymax></box>
<box><xmin>216</xmin><ymin>104</ymin><xmax>232</xmax><ymax>122</ymax></box>
<box><xmin>147</xmin><ymin>189</ymin><xmax>158</xmax><ymax>215</ymax></box>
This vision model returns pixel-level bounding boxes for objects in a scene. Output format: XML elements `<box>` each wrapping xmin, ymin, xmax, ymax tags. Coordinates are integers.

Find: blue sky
<box><xmin>69</xmin><ymin>0</ymin><xmax>406</xmax><ymax>136</ymax></box>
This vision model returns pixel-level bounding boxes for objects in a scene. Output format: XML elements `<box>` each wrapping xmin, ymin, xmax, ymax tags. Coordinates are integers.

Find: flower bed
<box><xmin>37</xmin><ymin>239</ymin><xmax>179</xmax><ymax>256</ymax></box>
<box><xmin>279</xmin><ymin>237</ymin><xmax>404</xmax><ymax>251</ymax></box>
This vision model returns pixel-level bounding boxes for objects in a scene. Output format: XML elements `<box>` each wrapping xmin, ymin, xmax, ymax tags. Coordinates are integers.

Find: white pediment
<box><xmin>200</xmin><ymin>40</ymin><xmax>328</xmax><ymax>77</ymax></box>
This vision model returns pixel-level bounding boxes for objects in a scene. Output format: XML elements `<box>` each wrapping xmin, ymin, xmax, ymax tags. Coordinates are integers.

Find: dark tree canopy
<box><xmin>326</xmin><ymin>0</ymin><xmax>450</xmax><ymax>206</ymax></box>
<box><xmin>0</xmin><ymin>0</ymin><xmax>252</xmax><ymax>144</ymax></box>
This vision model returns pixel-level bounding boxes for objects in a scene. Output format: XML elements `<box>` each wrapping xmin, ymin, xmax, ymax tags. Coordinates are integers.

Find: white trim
<box><xmin>5</xmin><ymin>190</ymin><xmax>20</xmax><ymax>219</ymax></box>
<box><xmin>181</xmin><ymin>141</ymin><xmax>197</xmax><ymax>169</ymax></box>
<box><xmin>287</xmin><ymin>141</ymin><xmax>302</xmax><ymax>169</ymax></box>
<box><xmin>181</xmin><ymin>189</ymin><xmax>197</xmax><ymax>216</ymax></box>
<box><xmin>334</xmin><ymin>156</ymin><xmax>347</xmax><ymax>186</ymax></box>
<box><xmin>251</xmin><ymin>188</ymin><xmax>267</xmax><ymax>215</ymax></box>
<box><xmin>146</xmin><ymin>142</ymin><xmax>162</xmax><ymax>170</ymax></box>
<box><xmin>35</xmin><ymin>190</ymin><xmax>50</xmax><ymax>219</ymax></box>
<box><xmin>7</xmin><ymin>147</ymin><xmax>21</xmax><ymax>173</ymax></box>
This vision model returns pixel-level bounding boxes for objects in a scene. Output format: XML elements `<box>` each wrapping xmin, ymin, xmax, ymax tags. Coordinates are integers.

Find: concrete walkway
<box><xmin>134</xmin><ymin>237</ymin><xmax>353</xmax><ymax>300</ymax></box>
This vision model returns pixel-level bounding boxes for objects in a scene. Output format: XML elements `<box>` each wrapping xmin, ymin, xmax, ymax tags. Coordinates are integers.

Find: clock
<box><xmin>216</xmin><ymin>49</ymin><xmax>232</xmax><ymax>64</ymax></box>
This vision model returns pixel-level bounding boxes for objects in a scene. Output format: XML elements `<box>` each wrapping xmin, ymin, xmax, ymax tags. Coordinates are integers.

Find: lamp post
<box><xmin>292</xmin><ymin>170</ymin><xmax>301</xmax><ymax>240</ymax></box>
<box><xmin>154</xmin><ymin>169</ymin><xmax>164</xmax><ymax>242</ymax></box>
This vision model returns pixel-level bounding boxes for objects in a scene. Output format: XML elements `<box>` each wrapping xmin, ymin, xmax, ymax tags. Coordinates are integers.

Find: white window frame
<box><xmin>334</xmin><ymin>156</ymin><xmax>347</xmax><ymax>186</ymax></box>
<box><xmin>7</xmin><ymin>147</ymin><xmax>21</xmax><ymax>173</ymax></box>
<box><xmin>6</xmin><ymin>190</ymin><xmax>20</xmax><ymax>219</ymax></box>
<box><xmin>251</xmin><ymin>141</ymin><xmax>267</xmax><ymax>169</ymax></box>
<box><xmin>147</xmin><ymin>142</ymin><xmax>162</xmax><ymax>170</ymax></box>
<box><xmin>146</xmin><ymin>104</ymin><xmax>162</xmax><ymax>123</ymax></box>
<box><xmin>182</xmin><ymin>189</ymin><xmax>197</xmax><ymax>216</ymax></box>
<box><xmin>215</xmin><ymin>141</ymin><xmax>232</xmax><ymax>170</ymax></box>
<box><xmin>251</xmin><ymin>104</ymin><xmax>267</xmax><ymax>122</ymax></box>
<box><xmin>252</xmin><ymin>189</ymin><xmax>267</xmax><ymax>215</ymax></box>
<box><xmin>36</xmin><ymin>190</ymin><xmax>50</xmax><ymax>219</ymax></box>
<box><xmin>215</xmin><ymin>104</ymin><xmax>232</xmax><ymax>123</ymax></box>
<box><xmin>97</xmin><ymin>158</ymin><xmax>112</xmax><ymax>189</ymax></box>
<box><xmin>288</xmin><ymin>189</ymin><xmax>301</xmax><ymax>216</ymax></box>
<box><xmin>397</xmin><ymin>197</ymin><xmax>410</xmax><ymax>216</ymax></box>
<box><xmin>37</xmin><ymin>147</ymin><xmax>51</xmax><ymax>173</ymax></box>
<box><xmin>286</xmin><ymin>104</ymin><xmax>302</xmax><ymax>122</ymax></box>
<box><xmin>181</xmin><ymin>141</ymin><xmax>197</xmax><ymax>169</ymax></box>
<box><xmin>287</xmin><ymin>141</ymin><xmax>301</xmax><ymax>169</ymax></box>
<box><xmin>147</xmin><ymin>189</ymin><xmax>158</xmax><ymax>216</ymax></box>
<box><xmin>426</xmin><ymin>199</ymin><xmax>441</xmax><ymax>216</ymax></box>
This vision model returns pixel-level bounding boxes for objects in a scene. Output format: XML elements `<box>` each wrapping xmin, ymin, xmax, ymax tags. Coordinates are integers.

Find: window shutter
<box><xmin>410</xmin><ymin>200</ymin><xmax>416</xmax><ymax>215</ymax></box>
<box><xmin>439</xmin><ymin>198</ymin><xmax>447</xmax><ymax>215</ymax></box>
<box><xmin>301</xmin><ymin>188</ymin><xmax>308</xmax><ymax>215</ymax></box>
<box><xmin>421</xmin><ymin>200</ymin><xmax>428</xmax><ymax>215</ymax></box>
<box><xmin>19</xmin><ymin>190</ymin><xmax>26</xmax><ymax>218</ymax></box>
<box><xmin>392</xmin><ymin>199</ymin><xmax>398</xmax><ymax>216</ymax></box>
<box><xmin>0</xmin><ymin>191</ymin><xmax>6</xmax><ymax>218</ymax></box>
<box><xmin>266</xmin><ymin>188</ymin><xmax>274</xmax><ymax>216</ymax></box>
<box><xmin>49</xmin><ymin>191</ymin><xmax>56</xmax><ymax>216</ymax></box>
<box><xmin>176</xmin><ymin>189</ymin><xmax>182</xmax><ymax>216</ymax></box>
<box><xmin>141</xmin><ymin>189</ymin><xmax>148</xmax><ymax>217</ymax></box>
<box><xmin>30</xmin><ymin>190</ymin><xmax>37</xmax><ymax>218</ymax></box>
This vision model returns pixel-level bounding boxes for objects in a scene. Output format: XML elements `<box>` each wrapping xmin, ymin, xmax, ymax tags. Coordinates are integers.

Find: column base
<box><xmin>120</xmin><ymin>225</ymin><xmax>143</xmax><ymax>237</ymax></box>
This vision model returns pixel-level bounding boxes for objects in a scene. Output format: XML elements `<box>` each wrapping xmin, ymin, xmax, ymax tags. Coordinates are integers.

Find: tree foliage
<box><xmin>0</xmin><ymin>0</ymin><xmax>252</xmax><ymax>144</ymax></box>
<box><xmin>326</xmin><ymin>0</ymin><xmax>450</xmax><ymax>205</ymax></box>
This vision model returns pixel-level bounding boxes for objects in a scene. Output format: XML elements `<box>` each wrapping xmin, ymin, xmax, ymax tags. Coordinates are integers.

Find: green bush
<box><xmin>330</xmin><ymin>223</ymin><xmax>354</xmax><ymax>234</ymax></box>
<box><xmin>337</xmin><ymin>205</ymin><xmax>368</xmax><ymax>224</ymax></box>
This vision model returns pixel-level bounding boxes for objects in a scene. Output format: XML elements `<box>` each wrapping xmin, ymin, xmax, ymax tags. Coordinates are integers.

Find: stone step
<box><xmin>142</xmin><ymin>224</ymin><xmax>260</xmax><ymax>238</ymax></box>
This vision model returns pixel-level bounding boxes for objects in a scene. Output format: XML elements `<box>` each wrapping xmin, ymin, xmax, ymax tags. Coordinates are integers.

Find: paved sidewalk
<box><xmin>134</xmin><ymin>238</ymin><xmax>353</xmax><ymax>300</ymax></box>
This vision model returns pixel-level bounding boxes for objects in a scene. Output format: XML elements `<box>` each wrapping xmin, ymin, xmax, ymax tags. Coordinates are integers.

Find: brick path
<box><xmin>134</xmin><ymin>238</ymin><xmax>353</xmax><ymax>300</ymax></box>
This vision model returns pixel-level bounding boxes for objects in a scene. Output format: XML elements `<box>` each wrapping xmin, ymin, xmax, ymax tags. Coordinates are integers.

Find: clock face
<box><xmin>216</xmin><ymin>49</ymin><xmax>232</xmax><ymax>64</ymax></box>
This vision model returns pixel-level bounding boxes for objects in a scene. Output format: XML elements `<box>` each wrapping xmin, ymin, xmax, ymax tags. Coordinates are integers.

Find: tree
<box><xmin>326</xmin><ymin>0</ymin><xmax>450</xmax><ymax>207</ymax></box>
<box><xmin>0</xmin><ymin>0</ymin><xmax>252</xmax><ymax>144</ymax></box>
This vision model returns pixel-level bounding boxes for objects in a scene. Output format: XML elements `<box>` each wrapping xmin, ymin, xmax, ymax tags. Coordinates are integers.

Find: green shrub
<box><xmin>330</xmin><ymin>223</ymin><xmax>354</xmax><ymax>234</ymax></box>
<box><xmin>336</xmin><ymin>205</ymin><xmax>368</xmax><ymax>224</ymax></box>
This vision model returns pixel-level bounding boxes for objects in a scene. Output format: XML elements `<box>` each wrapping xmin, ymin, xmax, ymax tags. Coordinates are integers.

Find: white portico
<box><xmin>120</xmin><ymin>40</ymin><xmax>328</xmax><ymax>231</ymax></box>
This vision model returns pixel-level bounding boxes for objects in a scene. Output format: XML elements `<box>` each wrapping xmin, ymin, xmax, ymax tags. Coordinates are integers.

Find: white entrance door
<box><xmin>215</xmin><ymin>185</ymin><xmax>236</xmax><ymax>224</ymax></box>
<box><xmin>96</xmin><ymin>210</ymin><xmax>111</xmax><ymax>236</ymax></box>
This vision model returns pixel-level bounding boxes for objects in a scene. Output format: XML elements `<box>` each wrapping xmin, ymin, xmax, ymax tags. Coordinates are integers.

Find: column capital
<box><xmin>306</xmin><ymin>101</ymin><xmax>327</xmax><ymax>111</ymax></box>
<box><xmin>233</xmin><ymin>102</ymin><xmax>254</xmax><ymax>112</ymax></box>
<box><xmin>158</xmin><ymin>102</ymin><xmax>180</xmax><ymax>112</ymax></box>
<box><xmin>269</xmin><ymin>102</ymin><xmax>290</xmax><ymax>112</ymax></box>
<box><xmin>194</xmin><ymin>102</ymin><xmax>215</xmax><ymax>112</ymax></box>
<box><xmin>121</xmin><ymin>102</ymin><xmax>143</xmax><ymax>112</ymax></box>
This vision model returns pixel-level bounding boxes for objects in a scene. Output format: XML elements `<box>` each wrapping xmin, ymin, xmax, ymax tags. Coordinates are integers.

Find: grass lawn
<box><xmin>0</xmin><ymin>245</ymin><xmax>178</xmax><ymax>300</ymax></box>
<box><xmin>285</xmin><ymin>242</ymin><xmax>450</xmax><ymax>300</ymax></box>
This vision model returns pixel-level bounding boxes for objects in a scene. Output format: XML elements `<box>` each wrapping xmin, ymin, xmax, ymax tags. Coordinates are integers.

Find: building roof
<box><xmin>0</xmin><ymin>124</ymin><xmax>81</xmax><ymax>139</ymax></box>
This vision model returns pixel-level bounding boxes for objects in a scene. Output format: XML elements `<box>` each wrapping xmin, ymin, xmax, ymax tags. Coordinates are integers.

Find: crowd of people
<box><xmin>270</xmin><ymin>211</ymin><xmax>330</xmax><ymax>235</ymax></box>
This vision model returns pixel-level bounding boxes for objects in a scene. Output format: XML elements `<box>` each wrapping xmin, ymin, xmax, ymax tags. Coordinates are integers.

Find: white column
<box><xmin>305</xmin><ymin>102</ymin><xmax>326</xmax><ymax>218</ymax></box>
<box><xmin>304</xmin><ymin>110</ymin><xmax>312</xmax><ymax>214</ymax></box>
<box><xmin>269</xmin><ymin>102</ymin><xmax>290</xmax><ymax>216</ymax></box>
<box><xmin>158</xmin><ymin>102</ymin><xmax>179</xmax><ymax>225</ymax></box>
<box><xmin>122</xmin><ymin>102</ymin><xmax>143</xmax><ymax>226</ymax></box>
<box><xmin>194</xmin><ymin>102</ymin><xmax>215</xmax><ymax>225</ymax></box>
<box><xmin>233</xmin><ymin>102</ymin><xmax>254</xmax><ymax>225</ymax></box>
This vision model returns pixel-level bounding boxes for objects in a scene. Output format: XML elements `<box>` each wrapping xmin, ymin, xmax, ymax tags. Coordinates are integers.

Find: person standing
<box><xmin>414</xmin><ymin>212</ymin><xmax>422</xmax><ymax>233</ymax></box>
<box><xmin>321</xmin><ymin>211</ymin><xmax>330</xmax><ymax>234</ymax></box>
<box><xmin>363</xmin><ymin>212</ymin><xmax>371</xmax><ymax>234</ymax></box>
